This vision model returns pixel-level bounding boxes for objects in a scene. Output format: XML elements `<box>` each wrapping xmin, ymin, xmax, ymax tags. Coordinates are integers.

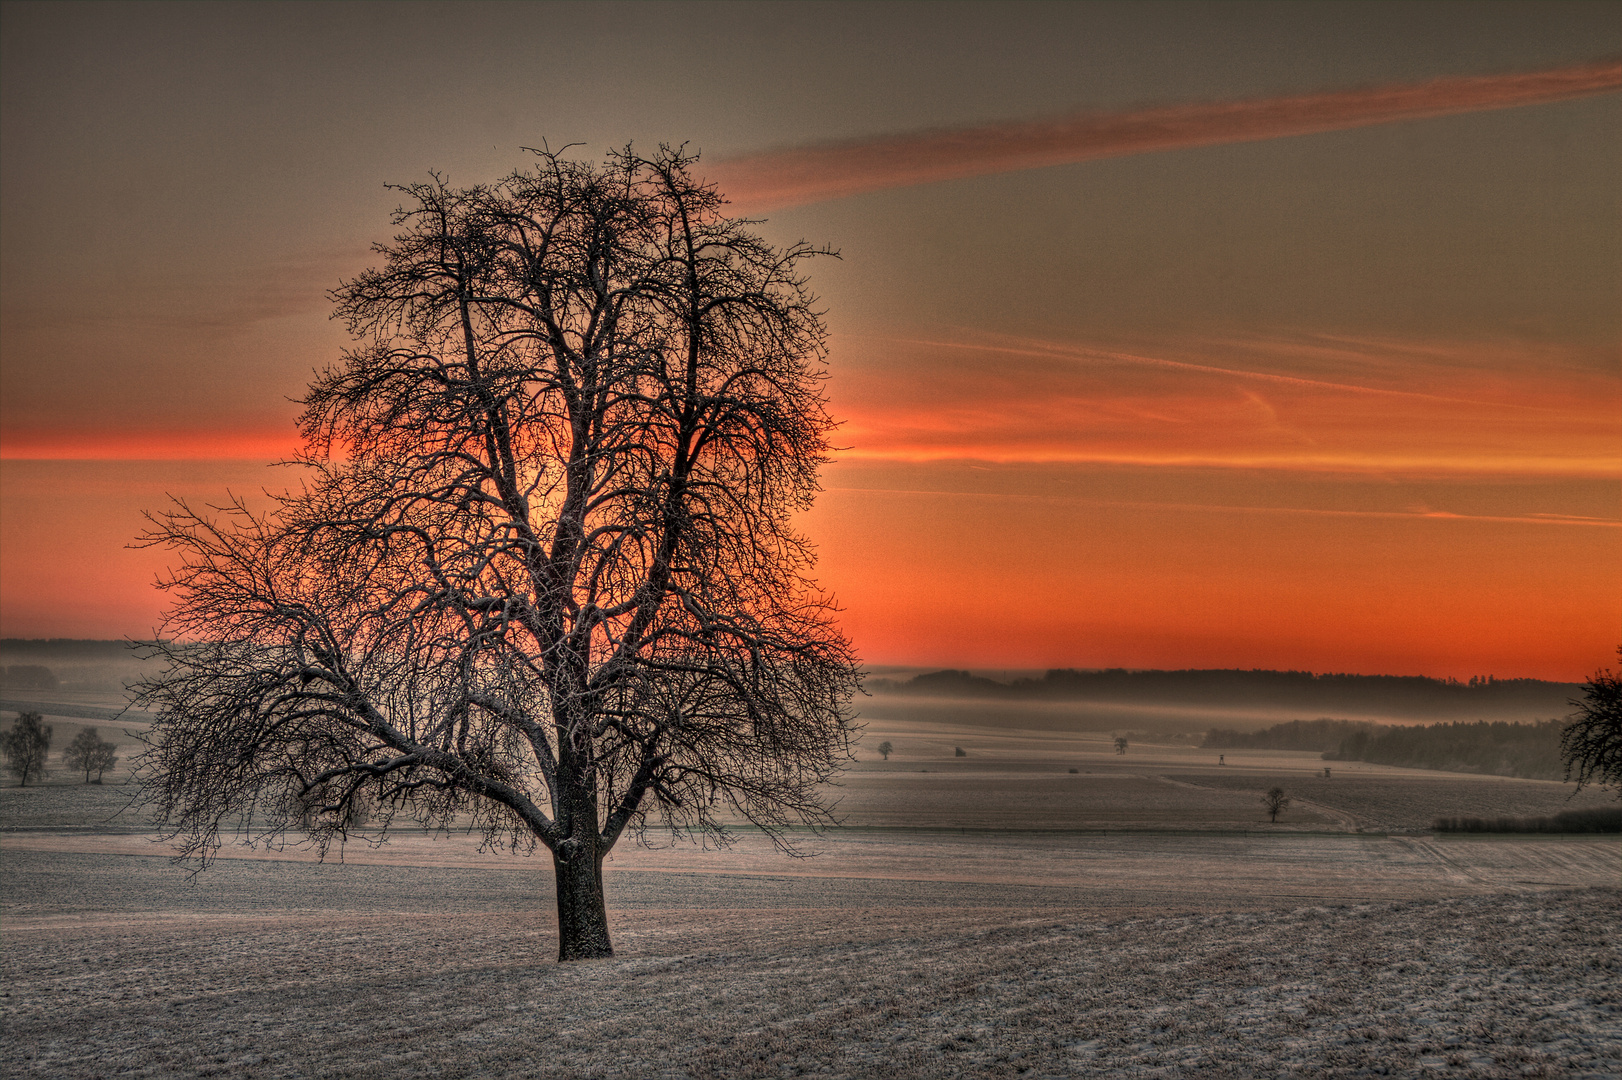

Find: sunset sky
<box><xmin>1</xmin><ymin>1</ymin><xmax>1617</xmax><ymax>680</ymax></box>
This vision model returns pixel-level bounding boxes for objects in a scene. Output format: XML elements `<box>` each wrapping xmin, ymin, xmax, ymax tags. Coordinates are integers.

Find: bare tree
<box><xmin>134</xmin><ymin>145</ymin><xmax>861</xmax><ymax>961</ymax></box>
<box><xmin>1562</xmin><ymin>648</ymin><xmax>1622</xmax><ymax>798</ymax></box>
<box><xmin>93</xmin><ymin>741</ymin><xmax>118</xmax><ymax>783</ymax></box>
<box><xmin>64</xmin><ymin>727</ymin><xmax>119</xmax><ymax>783</ymax></box>
<box><xmin>1262</xmin><ymin>786</ymin><xmax>1290</xmax><ymax>822</ymax></box>
<box><xmin>3</xmin><ymin>711</ymin><xmax>52</xmax><ymax>786</ymax></box>
<box><xmin>876</xmin><ymin>740</ymin><xmax>893</xmax><ymax>760</ymax></box>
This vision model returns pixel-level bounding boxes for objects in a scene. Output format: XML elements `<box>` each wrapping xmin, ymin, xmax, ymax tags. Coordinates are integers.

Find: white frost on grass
<box><xmin>1</xmin><ymin>888</ymin><xmax>1617</xmax><ymax>1078</ymax></box>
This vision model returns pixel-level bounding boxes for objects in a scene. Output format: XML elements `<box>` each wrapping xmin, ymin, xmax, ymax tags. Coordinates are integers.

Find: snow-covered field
<box><xmin>2</xmin><ymin>886</ymin><xmax>1617</xmax><ymax>1078</ymax></box>
<box><xmin>2</xmin><ymin>718</ymin><xmax>1618</xmax><ymax>1077</ymax></box>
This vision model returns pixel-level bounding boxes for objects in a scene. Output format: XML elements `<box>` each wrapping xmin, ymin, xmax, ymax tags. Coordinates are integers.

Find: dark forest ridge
<box><xmin>870</xmin><ymin>667</ymin><xmax>1580</xmax><ymax>721</ymax></box>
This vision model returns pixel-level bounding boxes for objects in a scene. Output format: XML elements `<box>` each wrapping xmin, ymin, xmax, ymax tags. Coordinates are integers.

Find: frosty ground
<box><xmin>1</xmin><ymin>709</ymin><xmax>1618</xmax><ymax>1077</ymax></box>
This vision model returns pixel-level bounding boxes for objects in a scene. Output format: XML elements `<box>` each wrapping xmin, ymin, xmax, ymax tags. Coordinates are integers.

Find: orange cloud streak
<box><xmin>828</xmin><ymin>332</ymin><xmax>1622</xmax><ymax>478</ymax></box>
<box><xmin>0</xmin><ymin>429</ymin><xmax>299</xmax><ymax>461</ymax></box>
<box><xmin>821</xmin><ymin>488</ymin><xmax>1620</xmax><ymax>530</ymax></box>
<box><xmin>710</xmin><ymin>59</ymin><xmax>1622</xmax><ymax>210</ymax></box>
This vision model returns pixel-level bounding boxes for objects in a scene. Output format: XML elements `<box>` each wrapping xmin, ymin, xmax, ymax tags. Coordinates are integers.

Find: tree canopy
<box><xmin>135</xmin><ymin>145</ymin><xmax>861</xmax><ymax>959</ymax></box>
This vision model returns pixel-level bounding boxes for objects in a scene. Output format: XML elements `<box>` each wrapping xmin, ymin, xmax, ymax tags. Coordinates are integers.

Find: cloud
<box><xmin>825</xmin><ymin>331</ymin><xmax>1622</xmax><ymax>478</ymax></box>
<box><xmin>890</xmin><ymin>334</ymin><xmax>1536</xmax><ymax>409</ymax></box>
<box><xmin>0</xmin><ymin>429</ymin><xmax>299</xmax><ymax>461</ymax></box>
<box><xmin>9</xmin><ymin>329</ymin><xmax>1615</xmax><ymax>478</ymax></box>
<box><xmin>709</xmin><ymin>59</ymin><xmax>1622</xmax><ymax>210</ymax></box>
<box><xmin>822</xmin><ymin>486</ymin><xmax>1621</xmax><ymax>529</ymax></box>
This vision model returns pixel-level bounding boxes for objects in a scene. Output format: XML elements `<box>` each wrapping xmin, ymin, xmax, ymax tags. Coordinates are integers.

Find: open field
<box><xmin>2</xmin><ymin>880</ymin><xmax>1617</xmax><ymax>1078</ymax></box>
<box><xmin>3</xmin><ymin>711</ymin><xmax>1619</xmax><ymax>1077</ymax></box>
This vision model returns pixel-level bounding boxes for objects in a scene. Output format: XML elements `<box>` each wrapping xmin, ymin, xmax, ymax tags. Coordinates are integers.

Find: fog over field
<box><xmin>3</xmin><ymin>694</ymin><xmax>1617</xmax><ymax>1078</ymax></box>
<box><xmin>3</xmin><ymin>639</ymin><xmax>1583</xmax><ymax>750</ymax></box>
<box><xmin>862</xmin><ymin>667</ymin><xmax>1582</xmax><ymax>733</ymax></box>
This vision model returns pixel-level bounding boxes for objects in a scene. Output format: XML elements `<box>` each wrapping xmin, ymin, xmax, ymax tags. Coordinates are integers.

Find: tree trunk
<box><xmin>554</xmin><ymin>843</ymin><xmax>613</xmax><ymax>960</ymax></box>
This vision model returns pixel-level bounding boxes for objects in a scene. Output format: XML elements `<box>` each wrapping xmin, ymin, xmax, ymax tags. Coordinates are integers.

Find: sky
<box><xmin>1</xmin><ymin>1</ymin><xmax>1618</xmax><ymax>681</ymax></box>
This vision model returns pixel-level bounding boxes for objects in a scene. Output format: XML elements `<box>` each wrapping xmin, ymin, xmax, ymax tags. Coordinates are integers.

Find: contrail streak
<box><xmin>710</xmin><ymin>59</ymin><xmax>1622</xmax><ymax>210</ymax></box>
<box><xmin>888</xmin><ymin>335</ymin><xmax>1528</xmax><ymax>409</ymax></box>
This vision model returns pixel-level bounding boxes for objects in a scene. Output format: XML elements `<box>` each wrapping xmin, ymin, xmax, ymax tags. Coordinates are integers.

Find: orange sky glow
<box><xmin>830</xmin><ymin>332</ymin><xmax>1619</xmax><ymax>475</ymax></box>
<box><xmin>2</xmin><ymin>5</ymin><xmax>1618</xmax><ymax>683</ymax></box>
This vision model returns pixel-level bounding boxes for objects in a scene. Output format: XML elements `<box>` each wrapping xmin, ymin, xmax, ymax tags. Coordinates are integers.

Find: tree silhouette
<box><xmin>1562</xmin><ymin>648</ymin><xmax>1622</xmax><ymax>798</ymax></box>
<box><xmin>4</xmin><ymin>711</ymin><xmax>52</xmax><ymax>786</ymax></box>
<box><xmin>135</xmin><ymin>145</ymin><xmax>860</xmax><ymax>961</ymax></box>
<box><xmin>64</xmin><ymin>728</ymin><xmax>118</xmax><ymax>783</ymax></box>
<box><xmin>1262</xmin><ymin>786</ymin><xmax>1290</xmax><ymax>822</ymax></box>
<box><xmin>1115</xmin><ymin>736</ymin><xmax>1128</xmax><ymax>755</ymax></box>
<box><xmin>876</xmin><ymin>740</ymin><xmax>893</xmax><ymax>760</ymax></box>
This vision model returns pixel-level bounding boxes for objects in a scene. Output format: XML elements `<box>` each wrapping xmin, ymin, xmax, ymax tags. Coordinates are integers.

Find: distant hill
<box><xmin>868</xmin><ymin>667</ymin><xmax>1580</xmax><ymax>724</ymax></box>
<box><xmin>0</xmin><ymin>639</ymin><xmax>148</xmax><ymax>658</ymax></box>
<box><xmin>0</xmin><ymin>640</ymin><xmax>160</xmax><ymax>693</ymax></box>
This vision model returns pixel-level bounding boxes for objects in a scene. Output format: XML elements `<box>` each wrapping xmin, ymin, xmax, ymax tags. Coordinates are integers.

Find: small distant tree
<box><xmin>64</xmin><ymin>728</ymin><xmax>119</xmax><ymax>784</ymax></box>
<box><xmin>3</xmin><ymin>711</ymin><xmax>52</xmax><ymax>786</ymax></box>
<box><xmin>1562</xmin><ymin>649</ymin><xmax>1622</xmax><ymax>798</ymax></box>
<box><xmin>876</xmin><ymin>741</ymin><xmax>893</xmax><ymax>761</ymax></box>
<box><xmin>1114</xmin><ymin>736</ymin><xmax>1128</xmax><ymax>755</ymax></box>
<box><xmin>1262</xmin><ymin>786</ymin><xmax>1290</xmax><ymax>822</ymax></box>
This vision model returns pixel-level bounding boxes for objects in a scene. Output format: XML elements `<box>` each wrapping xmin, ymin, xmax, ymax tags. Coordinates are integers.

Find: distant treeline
<box><xmin>1204</xmin><ymin>716</ymin><xmax>1569</xmax><ymax>781</ymax></box>
<box><xmin>0</xmin><ymin>639</ymin><xmax>148</xmax><ymax>659</ymax></box>
<box><xmin>1324</xmin><ymin>719</ymin><xmax>1567</xmax><ymax>780</ymax></box>
<box><xmin>0</xmin><ymin>642</ymin><xmax>160</xmax><ymax>693</ymax></box>
<box><xmin>1435</xmin><ymin>807</ymin><xmax>1621</xmax><ymax>834</ymax></box>
<box><xmin>871</xmin><ymin>667</ymin><xmax>1578</xmax><ymax>720</ymax></box>
<box><xmin>1116</xmin><ymin>730</ymin><xmax>1203</xmax><ymax>746</ymax></box>
<box><xmin>1</xmin><ymin>665</ymin><xmax>59</xmax><ymax>690</ymax></box>
<box><xmin>1203</xmin><ymin>718</ymin><xmax>1374</xmax><ymax>752</ymax></box>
